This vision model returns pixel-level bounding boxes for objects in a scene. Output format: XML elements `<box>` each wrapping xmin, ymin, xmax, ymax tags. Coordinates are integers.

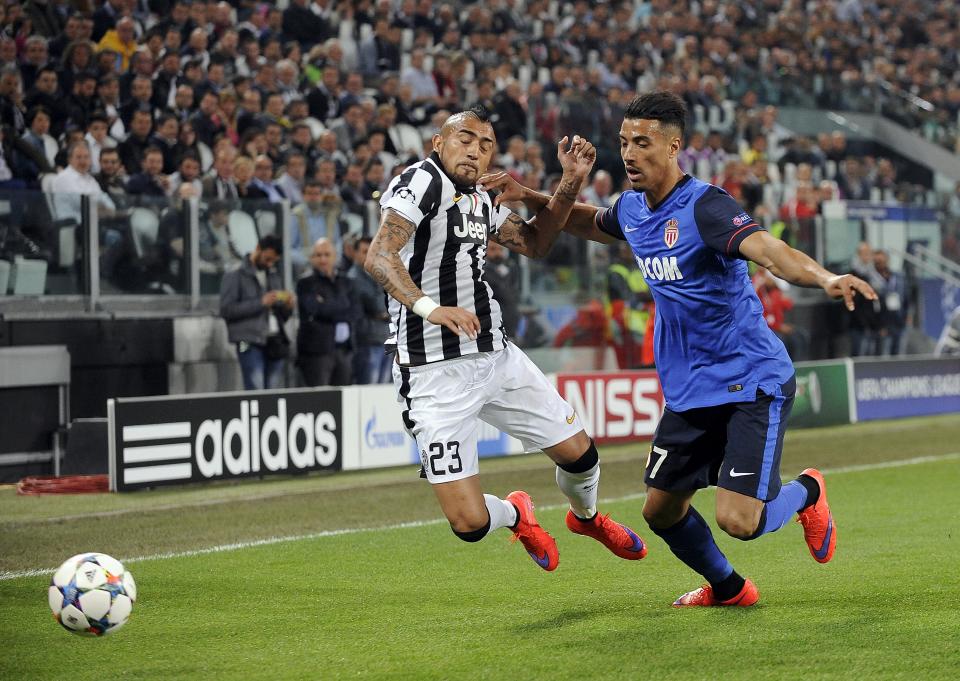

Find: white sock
<box><xmin>556</xmin><ymin>462</ymin><xmax>600</xmax><ymax>519</ymax></box>
<box><xmin>485</xmin><ymin>494</ymin><xmax>518</xmax><ymax>531</ymax></box>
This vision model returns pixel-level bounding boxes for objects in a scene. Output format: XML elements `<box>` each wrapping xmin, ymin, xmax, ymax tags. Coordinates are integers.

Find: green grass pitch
<box><xmin>1</xmin><ymin>415</ymin><xmax>959</xmax><ymax>680</ymax></box>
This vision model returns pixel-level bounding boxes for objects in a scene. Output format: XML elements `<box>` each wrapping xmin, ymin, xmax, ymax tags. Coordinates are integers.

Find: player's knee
<box><xmin>642</xmin><ymin>501</ymin><xmax>683</xmax><ymax>530</ymax></box>
<box><xmin>447</xmin><ymin>509</ymin><xmax>491</xmax><ymax>541</ymax></box>
<box><xmin>716</xmin><ymin>510</ymin><xmax>759</xmax><ymax>540</ymax></box>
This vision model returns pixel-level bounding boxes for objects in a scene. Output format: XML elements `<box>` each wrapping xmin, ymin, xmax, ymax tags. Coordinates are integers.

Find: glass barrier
<box><xmin>197</xmin><ymin>197</ymin><xmax>285</xmax><ymax>295</ymax></box>
<box><xmin>100</xmin><ymin>194</ymin><xmax>189</xmax><ymax>295</ymax></box>
<box><xmin>0</xmin><ymin>189</ymin><xmax>88</xmax><ymax>296</ymax></box>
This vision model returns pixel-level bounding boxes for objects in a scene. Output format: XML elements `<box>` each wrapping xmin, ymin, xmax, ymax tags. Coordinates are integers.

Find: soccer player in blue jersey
<box><xmin>480</xmin><ymin>91</ymin><xmax>878</xmax><ymax>607</ymax></box>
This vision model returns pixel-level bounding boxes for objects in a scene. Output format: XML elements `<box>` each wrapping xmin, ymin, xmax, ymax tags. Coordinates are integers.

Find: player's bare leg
<box><xmin>643</xmin><ymin>488</ymin><xmax>758</xmax><ymax>607</ymax></box>
<box><xmin>544</xmin><ymin>432</ymin><xmax>647</xmax><ymax>560</ymax></box>
<box><xmin>716</xmin><ymin>473</ymin><xmax>835</xmax><ymax>563</ymax></box>
<box><xmin>431</xmin><ymin>475</ymin><xmax>558</xmax><ymax>571</ymax></box>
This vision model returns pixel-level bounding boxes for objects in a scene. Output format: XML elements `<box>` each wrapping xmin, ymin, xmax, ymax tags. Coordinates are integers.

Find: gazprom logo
<box><xmin>365</xmin><ymin>410</ymin><xmax>405</xmax><ymax>449</ymax></box>
<box><xmin>635</xmin><ymin>255</ymin><xmax>684</xmax><ymax>281</ymax></box>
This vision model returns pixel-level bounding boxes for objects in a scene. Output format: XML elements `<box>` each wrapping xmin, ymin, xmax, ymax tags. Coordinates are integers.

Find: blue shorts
<box><xmin>644</xmin><ymin>376</ymin><xmax>795</xmax><ymax>502</ymax></box>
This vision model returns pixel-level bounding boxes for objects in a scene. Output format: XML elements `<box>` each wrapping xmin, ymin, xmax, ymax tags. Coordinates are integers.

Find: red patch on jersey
<box><xmin>664</xmin><ymin>218</ymin><xmax>679</xmax><ymax>248</ymax></box>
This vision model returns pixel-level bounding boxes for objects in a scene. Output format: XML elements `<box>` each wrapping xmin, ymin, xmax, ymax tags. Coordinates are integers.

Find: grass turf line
<box><xmin>1</xmin><ymin>414</ymin><xmax>957</xmax><ymax>576</ymax></box>
<box><xmin>1</xmin><ymin>459</ymin><xmax>958</xmax><ymax>680</ymax></box>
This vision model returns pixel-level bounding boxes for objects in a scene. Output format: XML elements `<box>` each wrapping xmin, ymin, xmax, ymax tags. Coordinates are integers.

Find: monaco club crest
<box><xmin>664</xmin><ymin>218</ymin><xmax>679</xmax><ymax>248</ymax></box>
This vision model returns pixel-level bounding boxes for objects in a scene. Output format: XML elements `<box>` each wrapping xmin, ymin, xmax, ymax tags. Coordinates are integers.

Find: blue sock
<box><xmin>652</xmin><ymin>506</ymin><xmax>733</xmax><ymax>584</ymax></box>
<box><xmin>749</xmin><ymin>480</ymin><xmax>808</xmax><ymax>539</ymax></box>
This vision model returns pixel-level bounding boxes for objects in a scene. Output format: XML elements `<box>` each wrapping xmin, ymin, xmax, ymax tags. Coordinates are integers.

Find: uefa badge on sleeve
<box><xmin>664</xmin><ymin>218</ymin><xmax>679</xmax><ymax>248</ymax></box>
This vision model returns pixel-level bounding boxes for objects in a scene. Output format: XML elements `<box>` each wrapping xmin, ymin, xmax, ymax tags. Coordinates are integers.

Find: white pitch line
<box><xmin>2</xmin><ymin>452</ymin><xmax>958</xmax><ymax>582</ymax></box>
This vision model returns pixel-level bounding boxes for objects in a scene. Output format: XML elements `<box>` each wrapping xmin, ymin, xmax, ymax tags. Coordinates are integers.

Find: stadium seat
<box><xmin>695</xmin><ymin>158</ymin><xmax>711</xmax><ymax>180</ymax></box>
<box><xmin>304</xmin><ymin>118</ymin><xmax>325</xmax><ymax>140</ymax></box>
<box><xmin>343</xmin><ymin>212</ymin><xmax>364</xmax><ymax>236</ymax></box>
<box><xmin>693</xmin><ymin>104</ymin><xmax>707</xmax><ymax>133</ymax></box>
<box><xmin>255</xmin><ymin>210</ymin><xmax>277</xmax><ymax>236</ymax></box>
<box><xmin>825</xmin><ymin>160</ymin><xmax>837</xmax><ymax>179</ymax></box>
<box><xmin>197</xmin><ymin>143</ymin><xmax>214</xmax><ymax>173</ymax></box>
<box><xmin>129</xmin><ymin>208</ymin><xmax>160</xmax><ymax>258</ymax></box>
<box><xmin>0</xmin><ymin>258</ymin><xmax>10</xmax><ymax>294</ymax></box>
<box><xmin>228</xmin><ymin>210</ymin><xmax>259</xmax><ymax>256</ymax></box>
<box><xmin>401</xmin><ymin>28</ymin><xmax>414</xmax><ymax>51</ymax></box>
<box><xmin>9</xmin><ymin>256</ymin><xmax>47</xmax><ymax>295</ymax></box>
<box><xmin>720</xmin><ymin>100</ymin><xmax>737</xmax><ymax>131</ymax></box>
<box><xmin>42</xmin><ymin>173</ymin><xmax>79</xmax><ymax>270</ymax></box>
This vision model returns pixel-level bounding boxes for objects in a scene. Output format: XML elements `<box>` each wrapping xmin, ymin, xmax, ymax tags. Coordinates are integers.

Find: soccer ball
<box><xmin>48</xmin><ymin>553</ymin><xmax>137</xmax><ymax>636</ymax></box>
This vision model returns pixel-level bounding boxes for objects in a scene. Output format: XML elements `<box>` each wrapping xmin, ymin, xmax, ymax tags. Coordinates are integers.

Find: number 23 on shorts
<box><xmin>427</xmin><ymin>441</ymin><xmax>463</xmax><ymax>477</ymax></box>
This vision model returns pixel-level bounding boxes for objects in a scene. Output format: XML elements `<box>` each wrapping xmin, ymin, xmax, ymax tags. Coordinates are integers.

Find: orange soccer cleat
<box><xmin>506</xmin><ymin>491</ymin><xmax>559</xmax><ymax>572</ymax></box>
<box><xmin>673</xmin><ymin>578</ymin><xmax>760</xmax><ymax>607</ymax></box>
<box><xmin>796</xmin><ymin>468</ymin><xmax>837</xmax><ymax>563</ymax></box>
<box><xmin>565</xmin><ymin>511</ymin><xmax>647</xmax><ymax>560</ymax></box>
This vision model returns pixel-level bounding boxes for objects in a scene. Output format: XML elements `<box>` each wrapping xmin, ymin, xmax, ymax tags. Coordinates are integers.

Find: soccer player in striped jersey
<box><xmin>365</xmin><ymin>107</ymin><xmax>647</xmax><ymax>571</ymax></box>
<box><xmin>481</xmin><ymin>91</ymin><xmax>878</xmax><ymax>605</ymax></box>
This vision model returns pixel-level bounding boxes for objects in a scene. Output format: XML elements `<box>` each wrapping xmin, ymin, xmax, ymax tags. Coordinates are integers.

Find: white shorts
<box><xmin>392</xmin><ymin>342</ymin><xmax>584</xmax><ymax>483</ymax></box>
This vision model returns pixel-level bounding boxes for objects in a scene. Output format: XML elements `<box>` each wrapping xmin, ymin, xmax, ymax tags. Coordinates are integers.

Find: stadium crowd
<box><xmin>0</xmin><ymin>0</ymin><xmax>956</xmax><ymax>386</ymax></box>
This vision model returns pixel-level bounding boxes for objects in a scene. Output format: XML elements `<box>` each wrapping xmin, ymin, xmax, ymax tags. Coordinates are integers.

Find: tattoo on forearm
<box><xmin>368</xmin><ymin>210</ymin><xmax>425</xmax><ymax>308</ymax></box>
<box><xmin>554</xmin><ymin>178</ymin><xmax>579</xmax><ymax>203</ymax></box>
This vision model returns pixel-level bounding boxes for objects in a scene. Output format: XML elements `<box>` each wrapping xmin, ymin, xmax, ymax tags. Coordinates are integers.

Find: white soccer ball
<box><xmin>49</xmin><ymin>553</ymin><xmax>137</xmax><ymax>636</ymax></box>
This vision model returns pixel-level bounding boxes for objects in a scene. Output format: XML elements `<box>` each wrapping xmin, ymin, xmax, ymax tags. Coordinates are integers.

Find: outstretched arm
<box><xmin>365</xmin><ymin>208</ymin><xmax>481</xmax><ymax>338</ymax></box>
<box><xmin>739</xmin><ymin>231</ymin><xmax>878</xmax><ymax>310</ymax></box>
<box><xmin>480</xmin><ymin>137</ymin><xmax>616</xmax><ymax>251</ymax></box>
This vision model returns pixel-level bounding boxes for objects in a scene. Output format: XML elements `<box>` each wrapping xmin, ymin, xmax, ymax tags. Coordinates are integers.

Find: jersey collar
<box><xmin>428</xmin><ymin>151</ymin><xmax>478</xmax><ymax>194</ymax></box>
<box><xmin>646</xmin><ymin>173</ymin><xmax>692</xmax><ymax>211</ymax></box>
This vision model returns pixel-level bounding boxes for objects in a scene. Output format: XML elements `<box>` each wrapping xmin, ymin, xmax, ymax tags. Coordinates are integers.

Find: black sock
<box><xmin>710</xmin><ymin>570</ymin><xmax>746</xmax><ymax>602</ymax></box>
<box><xmin>508</xmin><ymin>503</ymin><xmax>521</xmax><ymax>530</ymax></box>
<box><xmin>797</xmin><ymin>474</ymin><xmax>821</xmax><ymax>509</ymax></box>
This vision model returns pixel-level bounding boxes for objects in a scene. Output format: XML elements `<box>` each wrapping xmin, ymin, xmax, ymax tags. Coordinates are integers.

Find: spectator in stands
<box><xmin>167</xmin><ymin>151</ymin><xmax>202</xmax><ymax>199</ymax></box>
<box><xmin>291</xmin><ymin>178</ymin><xmax>344</xmax><ymax>272</ymax></box>
<box><xmin>837</xmin><ymin>158</ymin><xmax>872</xmax><ymax>201</ymax></box>
<box><xmin>360</xmin><ymin>17</ymin><xmax>401</xmax><ymax>77</ymax></box>
<box><xmin>149</xmin><ymin>112</ymin><xmax>180</xmax><ymax>175</ymax></box>
<box><xmin>493</xmin><ymin>80</ymin><xmax>526</xmax><ymax>147</ymax></box>
<box><xmin>306</xmin><ymin>65</ymin><xmax>341</xmax><ymax>122</ymax></box>
<box><xmin>296</xmin><ymin>236</ymin><xmax>354</xmax><ymax>387</ymax></box>
<box><xmin>117</xmin><ymin>108</ymin><xmax>153</xmax><ymax>175</ymax></box>
<box><xmin>0</xmin><ymin>65</ymin><xmax>26</xmax><ymax>135</ymax></box>
<box><xmin>220</xmin><ymin>234</ymin><xmax>295</xmax><ymax>391</ymax></box>
<box><xmin>249</xmin><ymin>154</ymin><xmax>285</xmax><ymax>202</ymax></box>
<box><xmin>276</xmin><ymin>150</ymin><xmax>306</xmax><ymax>205</ymax></box>
<box><xmin>51</xmin><ymin>139</ymin><xmax>116</xmax><ymax>223</ymax></box>
<box><xmin>339</xmin><ymin>161</ymin><xmax>366</xmax><ymax>214</ymax></box>
<box><xmin>485</xmin><ymin>239</ymin><xmax>521</xmax><ymax>338</ymax></box>
<box><xmin>119</xmin><ymin>76</ymin><xmax>154</xmax><ymax>128</ymax></box>
<box><xmin>347</xmin><ymin>236</ymin><xmax>391</xmax><ymax>384</ymax></box>
<box><xmin>95</xmin><ymin>147</ymin><xmax>127</xmax><ymax>200</ymax></box>
<box><xmin>848</xmin><ymin>241</ymin><xmax>883</xmax><ymax>356</ymax></box>
<box><xmin>64</xmin><ymin>71</ymin><xmax>98</xmax><ymax>133</ymax></box>
<box><xmin>97</xmin><ymin>17</ymin><xmax>137</xmax><ymax>72</ymax></box>
<box><xmin>96</xmin><ymin>74</ymin><xmax>124</xmax><ymax>138</ymax></box>
<box><xmin>202</xmin><ymin>146</ymin><xmax>238</xmax><ymax>199</ymax></box>
<box><xmin>22</xmin><ymin>105</ymin><xmax>56</xmax><ymax>170</ymax></box>
<box><xmin>753</xmin><ymin>266</ymin><xmax>808</xmax><ymax>361</ymax></box>
<box><xmin>234</xmin><ymin>155</ymin><xmax>258</xmax><ymax>199</ymax></box>
<box><xmin>125</xmin><ymin>146</ymin><xmax>169</xmax><ymax>197</ymax></box>
<box><xmin>92</xmin><ymin>0</ymin><xmax>124</xmax><ymax>43</ymax></box>
<box><xmin>19</xmin><ymin>36</ymin><xmax>50</xmax><ymax>94</ymax></box>
<box><xmin>329</xmin><ymin>102</ymin><xmax>368</xmax><ymax>156</ymax></box>
<box><xmin>282</xmin><ymin>0</ymin><xmax>333</xmax><ymax>50</ymax></box>
<box><xmin>83</xmin><ymin>112</ymin><xmax>114</xmax><ymax>175</ymax></box>
<box><xmin>400</xmin><ymin>48</ymin><xmax>436</xmax><ymax>107</ymax></box>
<box><xmin>873</xmin><ymin>249</ymin><xmax>908</xmax><ymax>356</ymax></box>
<box><xmin>580</xmin><ymin>170</ymin><xmax>615</xmax><ymax>209</ymax></box>
<box><xmin>23</xmin><ymin>66</ymin><xmax>65</xmax><ymax>138</ymax></box>
<box><xmin>190</xmin><ymin>90</ymin><xmax>225</xmax><ymax>148</ymax></box>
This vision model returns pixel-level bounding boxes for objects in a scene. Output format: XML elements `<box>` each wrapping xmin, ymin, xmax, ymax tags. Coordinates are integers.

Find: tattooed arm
<box><xmin>365</xmin><ymin>208</ymin><xmax>481</xmax><ymax>338</ymax></box>
<box><xmin>364</xmin><ymin>208</ymin><xmax>423</xmax><ymax>308</ymax></box>
<box><xmin>481</xmin><ymin>136</ymin><xmax>616</xmax><ymax>252</ymax></box>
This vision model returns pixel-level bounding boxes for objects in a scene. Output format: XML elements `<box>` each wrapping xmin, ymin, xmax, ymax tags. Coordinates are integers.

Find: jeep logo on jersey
<box><xmin>451</xmin><ymin>216</ymin><xmax>488</xmax><ymax>244</ymax></box>
<box><xmin>664</xmin><ymin>218</ymin><xmax>679</xmax><ymax>248</ymax></box>
<box><xmin>635</xmin><ymin>255</ymin><xmax>684</xmax><ymax>281</ymax></box>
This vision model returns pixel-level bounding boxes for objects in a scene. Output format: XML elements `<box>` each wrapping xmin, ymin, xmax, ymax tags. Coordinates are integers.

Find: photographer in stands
<box><xmin>220</xmin><ymin>234</ymin><xmax>295</xmax><ymax>390</ymax></box>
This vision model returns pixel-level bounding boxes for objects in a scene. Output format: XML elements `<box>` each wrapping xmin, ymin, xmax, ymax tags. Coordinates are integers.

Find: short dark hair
<box><xmin>623</xmin><ymin>91</ymin><xmax>687</xmax><ymax>139</ymax></box>
<box><xmin>26</xmin><ymin>105</ymin><xmax>50</xmax><ymax>125</ymax></box>
<box><xmin>258</xmin><ymin>234</ymin><xmax>283</xmax><ymax>254</ymax></box>
<box><xmin>144</xmin><ymin>145</ymin><xmax>164</xmax><ymax>158</ymax></box>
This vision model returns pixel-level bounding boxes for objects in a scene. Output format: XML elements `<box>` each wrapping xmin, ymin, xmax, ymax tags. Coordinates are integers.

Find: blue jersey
<box><xmin>597</xmin><ymin>175</ymin><xmax>794</xmax><ymax>411</ymax></box>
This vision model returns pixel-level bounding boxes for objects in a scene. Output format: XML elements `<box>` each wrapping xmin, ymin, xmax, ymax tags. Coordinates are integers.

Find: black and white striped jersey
<box><xmin>379</xmin><ymin>152</ymin><xmax>512</xmax><ymax>366</ymax></box>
